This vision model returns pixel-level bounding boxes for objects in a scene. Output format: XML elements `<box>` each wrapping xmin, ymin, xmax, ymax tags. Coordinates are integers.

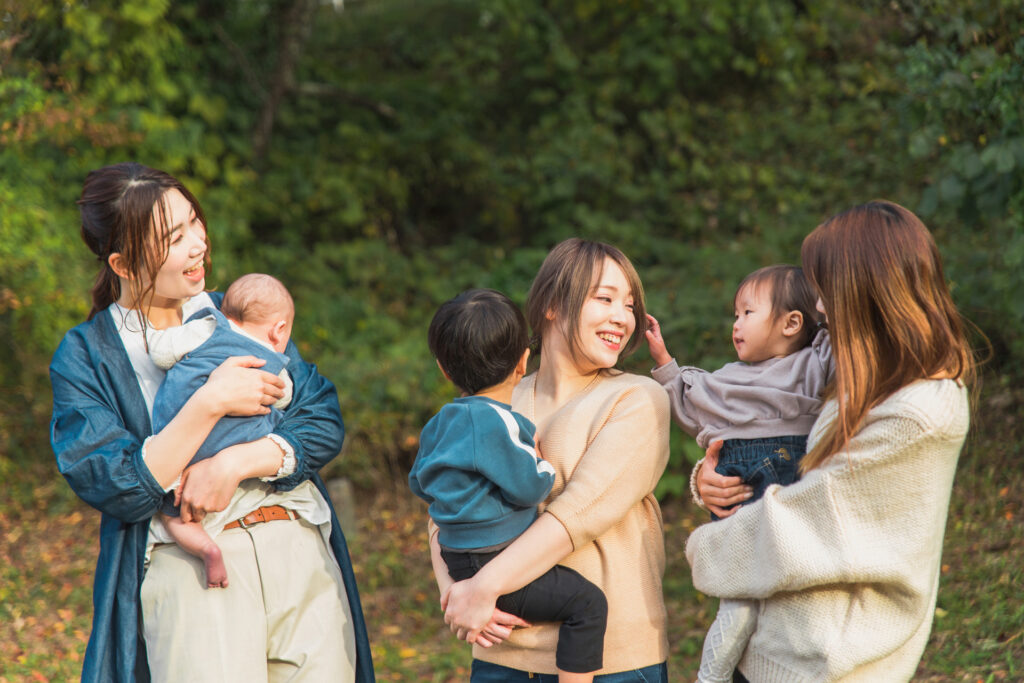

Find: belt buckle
<box><xmin>237</xmin><ymin>507</ymin><xmax>265</xmax><ymax>529</ymax></box>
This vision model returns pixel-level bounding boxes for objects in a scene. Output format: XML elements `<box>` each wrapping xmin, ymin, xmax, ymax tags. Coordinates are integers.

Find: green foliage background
<box><xmin>2</xmin><ymin>0</ymin><xmax>1021</xmax><ymax>492</ymax></box>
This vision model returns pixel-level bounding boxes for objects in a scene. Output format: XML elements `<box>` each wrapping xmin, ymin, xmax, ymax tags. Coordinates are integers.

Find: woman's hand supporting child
<box><xmin>693</xmin><ymin>442</ymin><xmax>751</xmax><ymax>519</ymax></box>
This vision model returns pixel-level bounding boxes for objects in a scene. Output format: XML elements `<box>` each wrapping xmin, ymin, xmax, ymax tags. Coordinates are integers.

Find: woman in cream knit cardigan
<box><xmin>690</xmin><ymin>201</ymin><xmax>975</xmax><ymax>682</ymax></box>
<box><xmin>436</xmin><ymin>238</ymin><xmax>672</xmax><ymax>681</ymax></box>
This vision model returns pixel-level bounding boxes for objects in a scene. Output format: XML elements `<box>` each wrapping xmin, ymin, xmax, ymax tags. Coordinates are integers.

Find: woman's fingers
<box><xmin>708</xmin><ymin>502</ymin><xmax>737</xmax><ymax>518</ymax></box>
<box><xmin>491</xmin><ymin>608</ymin><xmax>530</xmax><ymax>629</ymax></box>
<box><xmin>179</xmin><ymin>500</ymin><xmax>205</xmax><ymax>523</ymax></box>
<box><xmin>222</xmin><ymin>355</ymin><xmax>267</xmax><ymax>369</ymax></box>
<box><xmin>704</xmin><ymin>440</ymin><xmax>723</xmax><ymax>469</ymax></box>
<box><xmin>208</xmin><ymin>356</ymin><xmax>286</xmax><ymax>415</ymax></box>
<box><xmin>261</xmin><ymin>378</ymin><xmax>285</xmax><ymax>405</ymax></box>
<box><xmin>698</xmin><ymin>440</ymin><xmax>753</xmax><ymax>512</ymax></box>
<box><xmin>470</xmin><ymin>608</ymin><xmax>526</xmax><ymax>646</ymax></box>
<box><xmin>700</xmin><ymin>476</ymin><xmax>751</xmax><ymax>507</ymax></box>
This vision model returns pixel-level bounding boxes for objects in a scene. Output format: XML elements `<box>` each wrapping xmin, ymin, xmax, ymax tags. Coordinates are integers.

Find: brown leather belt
<box><xmin>223</xmin><ymin>505</ymin><xmax>294</xmax><ymax>530</ymax></box>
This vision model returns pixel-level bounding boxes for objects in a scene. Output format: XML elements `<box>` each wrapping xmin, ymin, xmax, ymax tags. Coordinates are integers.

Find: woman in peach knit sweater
<box><xmin>435</xmin><ymin>238</ymin><xmax>672</xmax><ymax>682</ymax></box>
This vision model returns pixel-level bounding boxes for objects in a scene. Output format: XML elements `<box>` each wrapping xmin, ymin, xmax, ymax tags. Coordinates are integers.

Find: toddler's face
<box><xmin>732</xmin><ymin>283</ymin><xmax>788</xmax><ymax>363</ymax></box>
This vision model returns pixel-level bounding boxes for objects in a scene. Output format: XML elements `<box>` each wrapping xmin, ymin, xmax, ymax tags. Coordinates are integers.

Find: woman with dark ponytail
<box><xmin>78</xmin><ymin>164</ymin><xmax>209</xmax><ymax>320</ymax></box>
<box><xmin>50</xmin><ymin>163</ymin><xmax>374</xmax><ymax>683</ymax></box>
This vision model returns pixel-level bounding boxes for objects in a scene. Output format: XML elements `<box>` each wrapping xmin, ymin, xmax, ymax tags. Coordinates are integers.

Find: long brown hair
<box><xmin>78</xmin><ymin>162</ymin><xmax>209</xmax><ymax>320</ymax></box>
<box><xmin>525</xmin><ymin>238</ymin><xmax>647</xmax><ymax>367</ymax></box>
<box><xmin>799</xmin><ymin>200</ymin><xmax>974</xmax><ymax>472</ymax></box>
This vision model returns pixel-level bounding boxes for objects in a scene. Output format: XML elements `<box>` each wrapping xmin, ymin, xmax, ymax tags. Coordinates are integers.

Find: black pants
<box><xmin>442</xmin><ymin>548</ymin><xmax>608</xmax><ymax>673</ymax></box>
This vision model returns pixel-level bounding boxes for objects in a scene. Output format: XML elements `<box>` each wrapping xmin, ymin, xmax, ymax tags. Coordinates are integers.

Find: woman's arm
<box><xmin>263</xmin><ymin>340</ymin><xmax>346</xmax><ymax>491</ymax></box>
<box><xmin>442</xmin><ymin>380</ymin><xmax>670</xmax><ymax>640</ymax></box>
<box><xmin>686</xmin><ymin>412</ymin><xmax>955</xmax><ymax>600</ymax></box>
<box><xmin>175</xmin><ymin>436</ymin><xmax>286</xmax><ymax>521</ymax></box>
<box><xmin>442</xmin><ymin>513</ymin><xmax>569</xmax><ymax>643</ymax></box>
<box><xmin>50</xmin><ymin>333</ymin><xmax>281</xmax><ymax>522</ymax></box>
<box><xmin>176</xmin><ymin>342</ymin><xmax>343</xmax><ymax>517</ymax></box>
<box><xmin>428</xmin><ymin>524</ymin><xmax>455</xmax><ymax>597</ymax></box>
<box><xmin>428</xmin><ymin>521</ymin><xmax>530</xmax><ymax>645</ymax></box>
<box><xmin>145</xmin><ymin>356</ymin><xmax>285</xmax><ymax>487</ymax></box>
<box><xmin>541</xmin><ymin>381</ymin><xmax>669</xmax><ymax>548</ymax></box>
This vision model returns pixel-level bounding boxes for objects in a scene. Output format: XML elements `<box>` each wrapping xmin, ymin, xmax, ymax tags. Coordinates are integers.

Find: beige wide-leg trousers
<box><xmin>141</xmin><ymin>517</ymin><xmax>357</xmax><ymax>683</ymax></box>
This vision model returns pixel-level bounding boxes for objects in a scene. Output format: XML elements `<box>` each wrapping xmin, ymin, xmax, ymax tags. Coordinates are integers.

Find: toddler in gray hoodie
<box><xmin>646</xmin><ymin>264</ymin><xmax>833</xmax><ymax>683</ymax></box>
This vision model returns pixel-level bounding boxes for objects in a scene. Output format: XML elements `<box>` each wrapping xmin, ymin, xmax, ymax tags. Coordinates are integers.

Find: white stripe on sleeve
<box><xmin>485</xmin><ymin>403</ymin><xmax>555</xmax><ymax>476</ymax></box>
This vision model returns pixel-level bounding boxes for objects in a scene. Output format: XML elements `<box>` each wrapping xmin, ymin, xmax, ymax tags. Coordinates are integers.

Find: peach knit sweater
<box><xmin>473</xmin><ymin>371</ymin><xmax>671</xmax><ymax>674</ymax></box>
<box><xmin>687</xmin><ymin>379</ymin><xmax>970</xmax><ymax>682</ymax></box>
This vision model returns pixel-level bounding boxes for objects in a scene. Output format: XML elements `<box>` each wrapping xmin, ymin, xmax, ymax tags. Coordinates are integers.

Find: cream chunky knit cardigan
<box><xmin>473</xmin><ymin>371</ymin><xmax>671</xmax><ymax>675</ymax></box>
<box><xmin>686</xmin><ymin>378</ymin><xmax>970</xmax><ymax>682</ymax></box>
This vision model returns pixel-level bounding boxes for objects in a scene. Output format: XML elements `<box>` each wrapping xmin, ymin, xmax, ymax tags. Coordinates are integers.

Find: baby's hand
<box><xmin>645</xmin><ymin>314</ymin><xmax>673</xmax><ymax>367</ymax></box>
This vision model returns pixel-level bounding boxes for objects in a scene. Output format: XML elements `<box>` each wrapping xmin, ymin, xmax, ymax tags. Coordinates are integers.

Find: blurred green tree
<box><xmin>1</xmin><ymin>0</ymin><xmax>1019</xmax><ymax>490</ymax></box>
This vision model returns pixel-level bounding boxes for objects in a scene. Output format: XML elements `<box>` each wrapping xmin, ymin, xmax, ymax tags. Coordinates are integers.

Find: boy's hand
<box><xmin>645</xmin><ymin>314</ymin><xmax>673</xmax><ymax>367</ymax></box>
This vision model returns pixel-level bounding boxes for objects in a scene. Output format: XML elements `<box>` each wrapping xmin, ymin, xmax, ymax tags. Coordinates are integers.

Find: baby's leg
<box><xmin>697</xmin><ymin>598</ymin><xmax>757</xmax><ymax>683</ymax></box>
<box><xmin>160</xmin><ymin>512</ymin><xmax>229</xmax><ymax>588</ymax></box>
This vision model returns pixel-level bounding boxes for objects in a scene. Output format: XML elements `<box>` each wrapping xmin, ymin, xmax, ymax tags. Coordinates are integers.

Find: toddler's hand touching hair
<box><xmin>645</xmin><ymin>314</ymin><xmax>673</xmax><ymax>368</ymax></box>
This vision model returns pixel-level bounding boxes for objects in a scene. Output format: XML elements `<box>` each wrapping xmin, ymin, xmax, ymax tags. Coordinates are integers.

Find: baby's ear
<box><xmin>269</xmin><ymin>319</ymin><xmax>289</xmax><ymax>345</ymax></box>
<box><xmin>781</xmin><ymin>310</ymin><xmax>804</xmax><ymax>337</ymax></box>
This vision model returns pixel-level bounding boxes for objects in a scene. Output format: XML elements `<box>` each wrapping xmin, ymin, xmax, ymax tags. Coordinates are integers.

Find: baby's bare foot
<box><xmin>201</xmin><ymin>542</ymin><xmax>229</xmax><ymax>588</ymax></box>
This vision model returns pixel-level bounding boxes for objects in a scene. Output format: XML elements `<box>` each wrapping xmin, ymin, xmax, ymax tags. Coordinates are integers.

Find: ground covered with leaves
<box><xmin>2</xmin><ymin>382</ymin><xmax>1020</xmax><ymax>682</ymax></box>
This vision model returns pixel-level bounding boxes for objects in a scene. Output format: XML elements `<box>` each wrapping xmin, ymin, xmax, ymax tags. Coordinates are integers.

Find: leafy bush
<box><xmin>2</xmin><ymin>0</ymin><xmax>1020</xmax><ymax>492</ymax></box>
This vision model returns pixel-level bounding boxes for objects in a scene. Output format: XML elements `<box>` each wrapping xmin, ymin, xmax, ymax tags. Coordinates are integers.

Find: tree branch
<box><xmin>252</xmin><ymin>0</ymin><xmax>316</xmax><ymax>164</ymax></box>
<box><xmin>296</xmin><ymin>82</ymin><xmax>398</xmax><ymax>122</ymax></box>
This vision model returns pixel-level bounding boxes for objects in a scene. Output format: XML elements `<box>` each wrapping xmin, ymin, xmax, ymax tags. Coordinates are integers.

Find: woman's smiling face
<box><xmin>149</xmin><ymin>188</ymin><xmax>208</xmax><ymax>307</ymax></box>
<box><xmin>568</xmin><ymin>257</ymin><xmax>637</xmax><ymax>372</ymax></box>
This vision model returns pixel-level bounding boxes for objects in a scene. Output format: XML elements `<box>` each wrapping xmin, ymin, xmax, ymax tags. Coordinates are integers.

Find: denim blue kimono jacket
<box><xmin>49</xmin><ymin>293</ymin><xmax>375</xmax><ymax>683</ymax></box>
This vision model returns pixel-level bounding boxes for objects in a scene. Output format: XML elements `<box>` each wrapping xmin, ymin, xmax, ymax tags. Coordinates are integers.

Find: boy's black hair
<box><xmin>428</xmin><ymin>289</ymin><xmax>530</xmax><ymax>395</ymax></box>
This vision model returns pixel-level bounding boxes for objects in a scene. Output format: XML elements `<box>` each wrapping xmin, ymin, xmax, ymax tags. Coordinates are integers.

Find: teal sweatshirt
<box><xmin>409</xmin><ymin>396</ymin><xmax>555</xmax><ymax>550</ymax></box>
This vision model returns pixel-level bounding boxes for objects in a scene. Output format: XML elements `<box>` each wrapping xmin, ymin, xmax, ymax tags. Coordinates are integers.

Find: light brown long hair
<box><xmin>526</xmin><ymin>238</ymin><xmax>647</xmax><ymax>367</ymax></box>
<box><xmin>78</xmin><ymin>162</ymin><xmax>210</xmax><ymax>320</ymax></box>
<box><xmin>799</xmin><ymin>200</ymin><xmax>974</xmax><ymax>472</ymax></box>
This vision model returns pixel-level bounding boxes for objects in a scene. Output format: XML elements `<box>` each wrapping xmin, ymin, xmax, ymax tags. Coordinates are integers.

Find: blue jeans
<box><xmin>712</xmin><ymin>435</ymin><xmax>807</xmax><ymax>520</ymax></box>
<box><xmin>470</xmin><ymin>660</ymin><xmax>668</xmax><ymax>682</ymax></box>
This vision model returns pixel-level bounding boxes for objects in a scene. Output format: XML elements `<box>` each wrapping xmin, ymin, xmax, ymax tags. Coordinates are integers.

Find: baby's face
<box><xmin>732</xmin><ymin>283</ymin><xmax>787</xmax><ymax>363</ymax></box>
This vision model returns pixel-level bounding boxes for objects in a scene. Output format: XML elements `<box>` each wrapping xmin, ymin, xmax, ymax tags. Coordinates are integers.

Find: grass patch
<box><xmin>1</xmin><ymin>377</ymin><xmax>1020</xmax><ymax>681</ymax></box>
